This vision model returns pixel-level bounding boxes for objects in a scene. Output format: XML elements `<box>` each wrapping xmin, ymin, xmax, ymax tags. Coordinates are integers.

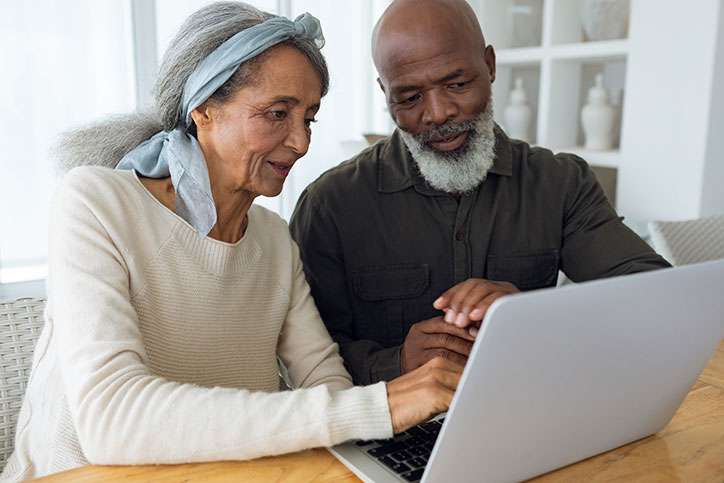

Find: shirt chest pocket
<box><xmin>351</xmin><ymin>264</ymin><xmax>430</xmax><ymax>344</ymax></box>
<box><xmin>486</xmin><ymin>250</ymin><xmax>560</xmax><ymax>291</ymax></box>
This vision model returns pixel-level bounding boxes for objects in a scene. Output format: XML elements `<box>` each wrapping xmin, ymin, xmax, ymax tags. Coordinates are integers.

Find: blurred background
<box><xmin>1</xmin><ymin>0</ymin><xmax>723</xmax><ymax>288</ymax></box>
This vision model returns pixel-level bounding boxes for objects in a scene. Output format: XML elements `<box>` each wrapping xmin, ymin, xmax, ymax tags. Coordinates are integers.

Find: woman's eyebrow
<box><xmin>266</xmin><ymin>96</ymin><xmax>320</xmax><ymax>111</ymax></box>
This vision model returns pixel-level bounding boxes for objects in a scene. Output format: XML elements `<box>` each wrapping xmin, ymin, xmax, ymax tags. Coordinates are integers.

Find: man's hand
<box><xmin>433</xmin><ymin>278</ymin><xmax>519</xmax><ymax>334</ymax></box>
<box><xmin>401</xmin><ymin>317</ymin><xmax>476</xmax><ymax>373</ymax></box>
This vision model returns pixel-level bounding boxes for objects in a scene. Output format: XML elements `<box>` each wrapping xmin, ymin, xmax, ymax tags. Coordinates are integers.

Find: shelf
<box><xmin>496</xmin><ymin>47</ymin><xmax>544</xmax><ymax>65</ymax></box>
<box><xmin>553</xmin><ymin>147</ymin><xmax>621</xmax><ymax>168</ymax></box>
<box><xmin>496</xmin><ymin>40</ymin><xmax>629</xmax><ymax>66</ymax></box>
<box><xmin>549</xmin><ymin>39</ymin><xmax>629</xmax><ymax>61</ymax></box>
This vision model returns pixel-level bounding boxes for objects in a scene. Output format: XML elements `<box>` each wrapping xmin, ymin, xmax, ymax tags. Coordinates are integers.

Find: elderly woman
<box><xmin>1</xmin><ymin>2</ymin><xmax>462</xmax><ymax>481</ymax></box>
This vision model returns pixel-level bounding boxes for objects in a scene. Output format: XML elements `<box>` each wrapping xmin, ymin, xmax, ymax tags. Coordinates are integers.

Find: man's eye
<box><xmin>305</xmin><ymin>118</ymin><xmax>318</xmax><ymax>127</ymax></box>
<box><xmin>398</xmin><ymin>93</ymin><xmax>422</xmax><ymax>106</ymax></box>
<box><xmin>449</xmin><ymin>81</ymin><xmax>470</xmax><ymax>90</ymax></box>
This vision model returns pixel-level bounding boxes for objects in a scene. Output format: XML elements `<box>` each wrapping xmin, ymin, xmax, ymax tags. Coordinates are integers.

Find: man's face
<box><xmin>377</xmin><ymin>30</ymin><xmax>496</xmax><ymax>154</ymax></box>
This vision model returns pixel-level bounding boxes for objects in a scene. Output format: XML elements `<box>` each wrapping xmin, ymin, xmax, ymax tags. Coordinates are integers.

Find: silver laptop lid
<box><xmin>423</xmin><ymin>260</ymin><xmax>724</xmax><ymax>483</ymax></box>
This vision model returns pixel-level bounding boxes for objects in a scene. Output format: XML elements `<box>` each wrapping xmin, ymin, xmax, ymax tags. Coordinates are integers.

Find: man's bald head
<box><xmin>370</xmin><ymin>0</ymin><xmax>498</xmax><ymax>194</ymax></box>
<box><xmin>372</xmin><ymin>0</ymin><xmax>486</xmax><ymax>77</ymax></box>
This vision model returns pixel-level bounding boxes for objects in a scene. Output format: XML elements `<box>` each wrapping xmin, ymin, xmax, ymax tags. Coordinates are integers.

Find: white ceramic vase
<box><xmin>581</xmin><ymin>74</ymin><xmax>615</xmax><ymax>150</ymax></box>
<box><xmin>503</xmin><ymin>78</ymin><xmax>532</xmax><ymax>142</ymax></box>
<box><xmin>581</xmin><ymin>0</ymin><xmax>630</xmax><ymax>41</ymax></box>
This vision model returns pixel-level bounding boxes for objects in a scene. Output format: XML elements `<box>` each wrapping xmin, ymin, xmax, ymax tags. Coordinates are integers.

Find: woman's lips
<box><xmin>267</xmin><ymin>161</ymin><xmax>293</xmax><ymax>178</ymax></box>
<box><xmin>428</xmin><ymin>131</ymin><xmax>469</xmax><ymax>152</ymax></box>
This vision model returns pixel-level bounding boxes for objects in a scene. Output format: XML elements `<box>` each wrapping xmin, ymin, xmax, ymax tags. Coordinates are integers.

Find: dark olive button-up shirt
<box><xmin>290</xmin><ymin>127</ymin><xmax>670</xmax><ymax>385</ymax></box>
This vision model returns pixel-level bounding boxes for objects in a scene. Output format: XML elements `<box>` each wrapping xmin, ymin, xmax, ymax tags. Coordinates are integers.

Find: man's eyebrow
<box><xmin>392</xmin><ymin>69</ymin><xmax>468</xmax><ymax>94</ymax></box>
<box><xmin>437</xmin><ymin>69</ymin><xmax>467</xmax><ymax>84</ymax></box>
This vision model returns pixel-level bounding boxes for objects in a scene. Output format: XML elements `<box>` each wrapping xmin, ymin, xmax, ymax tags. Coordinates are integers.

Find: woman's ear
<box><xmin>190</xmin><ymin>102</ymin><xmax>213</xmax><ymax>130</ymax></box>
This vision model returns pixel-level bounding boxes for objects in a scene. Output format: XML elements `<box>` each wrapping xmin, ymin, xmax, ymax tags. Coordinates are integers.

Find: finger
<box><xmin>424</xmin><ymin>333</ymin><xmax>473</xmax><ymax>357</ymax></box>
<box><xmin>448</xmin><ymin>282</ymin><xmax>500</xmax><ymax>326</ymax></box>
<box><xmin>433</xmin><ymin>279</ymin><xmax>475</xmax><ymax>314</ymax></box>
<box><xmin>424</xmin><ymin>355</ymin><xmax>466</xmax><ymax>373</ymax></box>
<box><xmin>419</xmin><ymin>319</ymin><xmax>476</xmax><ymax>341</ymax></box>
<box><xmin>429</xmin><ymin>364</ymin><xmax>463</xmax><ymax>391</ymax></box>
<box><xmin>453</xmin><ymin>284</ymin><xmax>498</xmax><ymax>327</ymax></box>
<box><xmin>468</xmin><ymin>326</ymin><xmax>479</xmax><ymax>338</ymax></box>
<box><xmin>468</xmin><ymin>292</ymin><xmax>508</xmax><ymax>321</ymax></box>
<box><xmin>428</xmin><ymin>349</ymin><xmax>468</xmax><ymax>368</ymax></box>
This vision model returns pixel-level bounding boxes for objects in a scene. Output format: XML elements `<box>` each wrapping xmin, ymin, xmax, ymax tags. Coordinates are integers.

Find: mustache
<box><xmin>413</xmin><ymin>118</ymin><xmax>478</xmax><ymax>145</ymax></box>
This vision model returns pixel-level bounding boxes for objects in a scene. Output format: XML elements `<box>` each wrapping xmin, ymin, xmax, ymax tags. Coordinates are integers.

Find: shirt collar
<box><xmin>377</xmin><ymin>123</ymin><xmax>513</xmax><ymax>194</ymax></box>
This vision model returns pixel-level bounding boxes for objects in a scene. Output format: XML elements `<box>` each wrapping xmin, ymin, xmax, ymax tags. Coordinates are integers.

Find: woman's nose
<box><xmin>284</xmin><ymin>118</ymin><xmax>311</xmax><ymax>156</ymax></box>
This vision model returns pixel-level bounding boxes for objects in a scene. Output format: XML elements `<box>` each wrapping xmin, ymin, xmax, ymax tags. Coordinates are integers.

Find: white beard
<box><xmin>399</xmin><ymin>101</ymin><xmax>496</xmax><ymax>194</ymax></box>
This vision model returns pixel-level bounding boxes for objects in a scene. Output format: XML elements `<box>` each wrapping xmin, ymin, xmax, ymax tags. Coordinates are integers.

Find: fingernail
<box><xmin>455</xmin><ymin>313</ymin><xmax>466</xmax><ymax>327</ymax></box>
<box><xmin>433</xmin><ymin>297</ymin><xmax>443</xmax><ymax>307</ymax></box>
<box><xmin>470</xmin><ymin>308</ymin><xmax>482</xmax><ymax>319</ymax></box>
<box><xmin>445</xmin><ymin>310</ymin><xmax>456</xmax><ymax>323</ymax></box>
<box><xmin>469</xmin><ymin>327</ymin><xmax>479</xmax><ymax>337</ymax></box>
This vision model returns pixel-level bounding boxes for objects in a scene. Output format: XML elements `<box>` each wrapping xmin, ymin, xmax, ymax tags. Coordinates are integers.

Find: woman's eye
<box><xmin>268</xmin><ymin>110</ymin><xmax>288</xmax><ymax>120</ymax></box>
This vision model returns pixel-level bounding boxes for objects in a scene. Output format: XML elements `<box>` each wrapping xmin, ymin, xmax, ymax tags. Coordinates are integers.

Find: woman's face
<box><xmin>194</xmin><ymin>45</ymin><xmax>322</xmax><ymax>198</ymax></box>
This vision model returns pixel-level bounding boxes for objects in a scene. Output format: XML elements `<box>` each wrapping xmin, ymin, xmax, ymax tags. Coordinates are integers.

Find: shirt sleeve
<box><xmin>48</xmin><ymin>171</ymin><xmax>392</xmax><ymax>466</ymax></box>
<box><xmin>290</xmin><ymin>188</ymin><xmax>402</xmax><ymax>385</ymax></box>
<box><xmin>559</xmin><ymin>155</ymin><xmax>671</xmax><ymax>281</ymax></box>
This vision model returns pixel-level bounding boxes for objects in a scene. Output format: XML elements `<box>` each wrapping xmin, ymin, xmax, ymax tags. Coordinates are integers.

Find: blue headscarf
<box><xmin>117</xmin><ymin>13</ymin><xmax>325</xmax><ymax>235</ymax></box>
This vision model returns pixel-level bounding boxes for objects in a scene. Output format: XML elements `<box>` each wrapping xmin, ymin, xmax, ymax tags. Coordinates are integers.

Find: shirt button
<box><xmin>455</xmin><ymin>230</ymin><xmax>465</xmax><ymax>241</ymax></box>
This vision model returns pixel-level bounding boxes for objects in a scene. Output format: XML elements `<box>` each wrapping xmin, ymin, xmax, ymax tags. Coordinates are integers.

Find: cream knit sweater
<box><xmin>1</xmin><ymin>167</ymin><xmax>392</xmax><ymax>481</ymax></box>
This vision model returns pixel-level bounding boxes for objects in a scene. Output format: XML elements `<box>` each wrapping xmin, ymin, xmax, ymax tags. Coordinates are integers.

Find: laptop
<box><xmin>330</xmin><ymin>260</ymin><xmax>724</xmax><ymax>482</ymax></box>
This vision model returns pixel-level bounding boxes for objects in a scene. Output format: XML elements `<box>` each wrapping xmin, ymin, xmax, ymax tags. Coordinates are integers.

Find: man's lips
<box><xmin>267</xmin><ymin>160</ymin><xmax>293</xmax><ymax>178</ymax></box>
<box><xmin>427</xmin><ymin>131</ymin><xmax>469</xmax><ymax>151</ymax></box>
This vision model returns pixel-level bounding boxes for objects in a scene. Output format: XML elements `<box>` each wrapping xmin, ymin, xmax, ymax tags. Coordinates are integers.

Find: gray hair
<box><xmin>56</xmin><ymin>1</ymin><xmax>330</xmax><ymax>172</ymax></box>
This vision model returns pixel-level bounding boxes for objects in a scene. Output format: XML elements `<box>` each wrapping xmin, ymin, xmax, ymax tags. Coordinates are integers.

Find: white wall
<box><xmin>618</xmin><ymin>0</ymin><xmax>724</xmax><ymax>221</ymax></box>
<box><xmin>700</xmin><ymin>3</ymin><xmax>724</xmax><ymax>218</ymax></box>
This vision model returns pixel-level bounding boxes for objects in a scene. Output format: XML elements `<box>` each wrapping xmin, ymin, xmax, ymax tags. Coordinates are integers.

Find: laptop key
<box><xmin>408</xmin><ymin>446</ymin><xmax>428</xmax><ymax>457</ymax></box>
<box><xmin>390</xmin><ymin>450</ymin><xmax>413</xmax><ymax>462</ymax></box>
<box><xmin>406</xmin><ymin>426</ymin><xmax>429</xmax><ymax>438</ymax></box>
<box><xmin>404</xmin><ymin>436</ymin><xmax>423</xmax><ymax>447</ymax></box>
<box><xmin>401</xmin><ymin>468</ymin><xmax>425</xmax><ymax>481</ymax></box>
<box><xmin>367</xmin><ymin>442</ymin><xmax>407</xmax><ymax>458</ymax></box>
<box><xmin>379</xmin><ymin>457</ymin><xmax>411</xmax><ymax>474</ymax></box>
<box><xmin>354</xmin><ymin>440</ymin><xmax>374</xmax><ymax>446</ymax></box>
<box><xmin>408</xmin><ymin>456</ymin><xmax>427</xmax><ymax>468</ymax></box>
<box><xmin>420</xmin><ymin>421</ymin><xmax>441</xmax><ymax>436</ymax></box>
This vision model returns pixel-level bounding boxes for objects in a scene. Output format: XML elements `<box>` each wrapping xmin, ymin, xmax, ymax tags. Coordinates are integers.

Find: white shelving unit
<box><xmin>475</xmin><ymin>0</ymin><xmax>629</xmax><ymax>167</ymax></box>
<box><xmin>471</xmin><ymin>0</ymin><xmax>724</xmax><ymax>222</ymax></box>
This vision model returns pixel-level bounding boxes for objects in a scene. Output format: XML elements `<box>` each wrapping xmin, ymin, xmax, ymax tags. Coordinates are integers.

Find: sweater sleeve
<box><xmin>276</xmin><ymin>240</ymin><xmax>360</xmax><ymax>392</ymax></box>
<box><xmin>48</xmin><ymin>170</ymin><xmax>393</xmax><ymax>466</ymax></box>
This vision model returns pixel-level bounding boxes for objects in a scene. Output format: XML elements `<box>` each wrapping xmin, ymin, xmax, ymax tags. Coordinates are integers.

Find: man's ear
<box><xmin>190</xmin><ymin>102</ymin><xmax>213</xmax><ymax>129</ymax></box>
<box><xmin>484</xmin><ymin>45</ymin><xmax>496</xmax><ymax>84</ymax></box>
<box><xmin>377</xmin><ymin>77</ymin><xmax>386</xmax><ymax>95</ymax></box>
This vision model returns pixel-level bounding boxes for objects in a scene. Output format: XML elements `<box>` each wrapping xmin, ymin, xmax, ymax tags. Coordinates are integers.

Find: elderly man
<box><xmin>290</xmin><ymin>0</ymin><xmax>669</xmax><ymax>385</ymax></box>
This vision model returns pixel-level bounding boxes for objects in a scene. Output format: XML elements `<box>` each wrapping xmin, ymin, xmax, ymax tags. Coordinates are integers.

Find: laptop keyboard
<box><xmin>354</xmin><ymin>418</ymin><xmax>444</xmax><ymax>482</ymax></box>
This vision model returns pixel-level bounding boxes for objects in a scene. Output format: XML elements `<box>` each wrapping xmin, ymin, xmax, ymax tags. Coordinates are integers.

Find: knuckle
<box><xmin>435</xmin><ymin>349</ymin><xmax>450</xmax><ymax>360</ymax></box>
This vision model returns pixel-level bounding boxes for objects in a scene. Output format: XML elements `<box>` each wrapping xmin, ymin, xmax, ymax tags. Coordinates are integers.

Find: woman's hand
<box><xmin>386</xmin><ymin>357</ymin><xmax>463</xmax><ymax>433</ymax></box>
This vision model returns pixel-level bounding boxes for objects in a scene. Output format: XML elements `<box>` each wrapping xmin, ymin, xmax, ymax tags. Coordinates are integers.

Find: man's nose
<box><xmin>421</xmin><ymin>90</ymin><xmax>459</xmax><ymax>126</ymax></box>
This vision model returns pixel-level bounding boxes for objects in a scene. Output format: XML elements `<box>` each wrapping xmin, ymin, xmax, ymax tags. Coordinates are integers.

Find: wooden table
<box><xmin>36</xmin><ymin>341</ymin><xmax>724</xmax><ymax>483</ymax></box>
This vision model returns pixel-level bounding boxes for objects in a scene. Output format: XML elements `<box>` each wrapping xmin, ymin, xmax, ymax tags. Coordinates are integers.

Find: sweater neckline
<box><xmin>129</xmin><ymin>169</ymin><xmax>253</xmax><ymax>248</ymax></box>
